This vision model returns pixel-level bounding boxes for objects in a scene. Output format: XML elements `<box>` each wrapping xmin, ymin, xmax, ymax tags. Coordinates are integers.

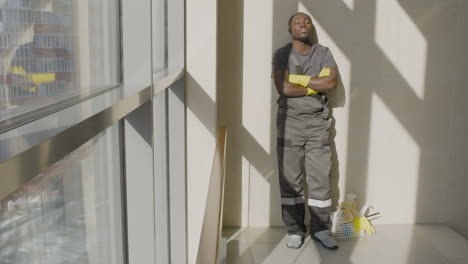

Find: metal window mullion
<box><xmin>0</xmin><ymin>86</ymin><xmax>151</xmax><ymax>200</ymax></box>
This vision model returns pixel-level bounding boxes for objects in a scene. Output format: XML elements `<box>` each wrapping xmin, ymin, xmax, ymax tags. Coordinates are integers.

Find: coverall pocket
<box><xmin>320</xmin><ymin>118</ymin><xmax>332</xmax><ymax>146</ymax></box>
<box><xmin>277</xmin><ymin>138</ymin><xmax>303</xmax><ymax>148</ymax></box>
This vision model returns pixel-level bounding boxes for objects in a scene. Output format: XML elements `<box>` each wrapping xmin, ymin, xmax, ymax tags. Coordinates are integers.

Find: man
<box><xmin>272</xmin><ymin>12</ymin><xmax>338</xmax><ymax>250</ymax></box>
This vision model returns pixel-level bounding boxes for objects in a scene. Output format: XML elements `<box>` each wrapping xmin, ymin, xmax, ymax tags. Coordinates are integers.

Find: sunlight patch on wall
<box><xmin>367</xmin><ymin>94</ymin><xmax>420</xmax><ymax>224</ymax></box>
<box><xmin>242</xmin><ymin>0</ymin><xmax>273</xmax><ymax>154</ymax></box>
<box><xmin>248</xmin><ymin>163</ymin><xmax>278</xmax><ymax>226</ymax></box>
<box><xmin>342</xmin><ymin>0</ymin><xmax>354</xmax><ymax>11</ymax></box>
<box><xmin>375</xmin><ymin>0</ymin><xmax>427</xmax><ymax>100</ymax></box>
<box><xmin>186</xmin><ymin>0</ymin><xmax>217</xmax><ymax>102</ymax></box>
<box><xmin>186</xmin><ymin>108</ymin><xmax>216</xmax><ymax>264</ymax></box>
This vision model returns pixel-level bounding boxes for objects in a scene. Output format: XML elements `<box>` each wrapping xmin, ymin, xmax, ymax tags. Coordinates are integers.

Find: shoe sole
<box><xmin>286</xmin><ymin>236</ymin><xmax>304</xmax><ymax>249</ymax></box>
<box><xmin>286</xmin><ymin>242</ymin><xmax>304</xmax><ymax>249</ymax></box>
<box><xmin>286</xmin><ymin>243</ymin><xmax>302</xmax><ymax>249</ymax></box>
<box><xmin>312</xmin><ymin>235</ymin><xmax>339</xmax><ymax>250</ymax></box>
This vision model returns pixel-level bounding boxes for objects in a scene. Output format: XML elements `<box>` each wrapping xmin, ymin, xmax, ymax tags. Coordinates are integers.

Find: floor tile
<box><xmin>244</xmin><ymin>227</ymin><xmax>287</xmax><ymax>245</ymax></box>
<box><xmin>310</xmin><ymin>237</ymin><xmax>366</xmax><ymax>264</ymax></box>
<box><xmin>293</xmin><ymin>240</ymin><xmax>323</xmax><ymax>264</ymax></box>
<box><xmin>446</xmin><ymin>258</ymin><xmax>468</xmax><ymax>264</ymax></box>
<box><xmin>226</xmin><ymin>243</ymin><xmax>254</xmax><ymax>264</ymax></box>
<box><xmin>227</xmin><ymin>232</ymin><xmax>251</xmax><ymax>253</ymax></box>
<box><xmin>316</xmin><ymin>225</ymin><xmax>447</xmax><ymax>264</ymax></box>
<box><xmin>223</xmin><ymin>227</ymin><xmax>244</xmax><ymax>243</ymax></box>
<box><xmin>414</xmin><ymin>224</ymin><xmax>468</xmax><ymax>260</ymax></box>
<box><xmin>249</xmin><ymin>238</ymin><xmax>309</xmax><ymax>264</ymax></box>
<box><xmin>225</xmin><ymin>225</ymin><xmax>465</xmax><ymax>264</ymax></box>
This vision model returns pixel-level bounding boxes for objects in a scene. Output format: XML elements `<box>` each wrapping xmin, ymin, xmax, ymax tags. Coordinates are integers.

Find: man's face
<box><xmin>289</xmin><ymin>13</ymin><xmax>314</xmax><ymax>42</ymax></box>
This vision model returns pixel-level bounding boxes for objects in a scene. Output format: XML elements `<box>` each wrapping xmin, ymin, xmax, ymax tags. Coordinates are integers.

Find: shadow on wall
<box><xmin>216</xmin><ymin>0</ymin><xmax>246</xmax><ymax>227</ymax></box>
<box><xmin>126</xmin><ymin>101</ymin><xmax>152</xmax><ymax>146</ymax></box>
<box><xmin>185</xmin><ymin>73</ymin><xmax>217</xmax><ymax>137</ymax></box>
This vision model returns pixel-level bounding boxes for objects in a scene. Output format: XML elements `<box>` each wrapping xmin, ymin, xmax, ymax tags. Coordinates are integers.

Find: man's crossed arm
<box><xmin>272</xmin><ymin>67</ymin><xmax>338</xmax><ymax>97</ymax></box>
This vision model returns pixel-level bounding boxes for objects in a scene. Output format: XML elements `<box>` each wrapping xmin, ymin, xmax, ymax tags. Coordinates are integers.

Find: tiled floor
<box><xmin>223</xmin><ymin>225</ymin><xmax>468</xmax><ymax>264</ymax></box>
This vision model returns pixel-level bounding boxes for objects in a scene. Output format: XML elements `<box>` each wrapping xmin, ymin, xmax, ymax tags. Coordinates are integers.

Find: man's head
<box><xmin>288</xmin><ymin>12</ymin><xmax>314</xmax><ymax>43</ymax></box>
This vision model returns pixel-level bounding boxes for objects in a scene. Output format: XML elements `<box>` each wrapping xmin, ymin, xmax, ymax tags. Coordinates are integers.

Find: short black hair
<box><xmin>288</xmin><ymin>12</ymin><xmax>311</xmax><ymax>27</ymax></box>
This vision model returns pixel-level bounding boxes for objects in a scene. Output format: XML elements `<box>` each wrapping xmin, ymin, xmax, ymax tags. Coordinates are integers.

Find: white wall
<box><xmin>186</xmin><ymin>0</ymin><xmax>217</xmax><ymax>263</ymax></box>
<box><xmin>218</xmin><ymin>0</ymin><xmax>468</xmax><ymax>238</ymax></box>
<box><xmin>447</xmin><ymin>0</ymin><xmax>468</xmax><ymax>238</ymax></box>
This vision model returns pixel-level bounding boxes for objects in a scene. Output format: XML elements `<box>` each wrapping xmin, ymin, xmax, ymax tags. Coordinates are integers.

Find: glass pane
<box><xmin>0</xmin><ymin>0</ymin><xmax>120</xmax><ymax>123</ymax></box>
<box><xmin>0</xmin><ymin>124</ymin><xmax>124</xmax><ymax>264</ymax></box>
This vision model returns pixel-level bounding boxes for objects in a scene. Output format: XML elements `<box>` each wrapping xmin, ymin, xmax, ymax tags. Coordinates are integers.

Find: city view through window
<box><xmin>0</xmin><ymin>0</ymin><xmax>120</xmax><ymax>123</ymax></box>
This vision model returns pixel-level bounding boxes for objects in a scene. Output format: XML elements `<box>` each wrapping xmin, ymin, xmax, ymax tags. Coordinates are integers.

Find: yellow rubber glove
<box><xmin>318</xmin><ymin>67</ymin><xmax>331</xmax><ymax>77</ymax></box>
<box><xmin>288</xmin><ymin>74</ymin><xmax>311</xmax><ymax>87</ymax></box>
<box><xmin>353</xmin><ymin>217</ymin><xmax>375</xmax><ymax>235</ymax></box>
<box><xmin>290</xmin><ymin>68</ymin><xmax>330</xmax><ymax>96</ymax></box>
<box><xmin>307</xmin><ymin>68</ymin><xmax>330</xmax><ymax>95</ymax></box>
<box><xmin>306</xmin><ymin>87</ymin><xmax>318</xmax><ymax>96</ymax></box>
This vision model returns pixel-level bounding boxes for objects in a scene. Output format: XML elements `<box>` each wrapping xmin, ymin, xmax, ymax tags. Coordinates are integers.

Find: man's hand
<box><xmin>287</xmin><ymin>74</ymin><xmax>320</xmax><ymax>96</ymax></box>
<box><xmin>306</xmin><ymin>87</ymin><xmax>318</xmax><ymax>95</ymax></box>
<box><xmin>288</xmin><ymin>74</ymin><xmax>318</xmax><ymax>95</ymax></box>
<box><xmin>272</xmin><ymin>70</ymin><xmax>309</xmax><ymax>97</ymax></box>
<box><xmin>272</xmin><ymin>67</ymin><xmax>337</xmax><ymax>97</ymax></box>
<box><xmin>288</xmin><ymin>74</ymin><xmax>311</xmax><ymax>87</ymax></box>
<box><xmin>288</xmin><ymin>67</ymin><xmax>332</xmax><ymax>96</ymax></box>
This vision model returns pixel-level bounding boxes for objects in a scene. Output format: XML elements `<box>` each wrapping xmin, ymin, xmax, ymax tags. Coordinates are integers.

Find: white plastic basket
<box><xmin>330</xmin><ymin>210</ymin><xmax>364</xmax><ymax>239</ymax></box>
<box><xmin>331</xmin><ymin>220</ymin><xmax>364</xmax><ymax>238</ymax></box>
<box><xmin>330</xmin><ymin>196</ymin><xmax>378</xmax><ymax>239</ymax></box>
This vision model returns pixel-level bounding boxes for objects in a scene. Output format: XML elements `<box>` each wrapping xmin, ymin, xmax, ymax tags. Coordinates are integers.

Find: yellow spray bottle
<box><xmin>340</xmin><ymin>193</ymin><xmax>359</xmax><ymax>222</ymax></box>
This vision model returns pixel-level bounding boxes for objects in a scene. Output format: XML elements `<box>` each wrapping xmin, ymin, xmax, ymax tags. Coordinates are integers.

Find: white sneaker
<box><xmin>312</xmin><ymin>230</ymin><xmax>338</xmax><ymax>250</ymax></box>
<box><xmin>286</xmin><ymin>234</ymin><xmax>304</xmax><ymax>249</ymax></box>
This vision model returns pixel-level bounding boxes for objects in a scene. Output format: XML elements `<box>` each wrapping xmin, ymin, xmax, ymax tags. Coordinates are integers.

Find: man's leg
<box><xmin>277</xmin><ymin>137</ymin><xmax>306</xmax><ymax>237</ymax></box>
<box><xmin>304</xmin><ymin>137</ymin><xmax>332</xmax><ymax>233</ymax></box>
<box><xmin>304</xmin><ymin>120</ymin><xmax>338</xmax><ymax>249</ymax></box>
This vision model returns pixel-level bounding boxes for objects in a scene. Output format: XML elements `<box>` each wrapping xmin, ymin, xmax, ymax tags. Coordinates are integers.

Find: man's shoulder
<box><xmin>272</xmin><ymin>43</ymin><xmax>292</xmax><ymax>69</ymax></box>
<box><xmin>273</xmin><ymin>43</ymin><xmax>293</xmax><ymax>56</ymax></box>
<box><xmin>314</xmin><ymin>43</ymin><xmax>330</xmax><ymax>53</ymax></box>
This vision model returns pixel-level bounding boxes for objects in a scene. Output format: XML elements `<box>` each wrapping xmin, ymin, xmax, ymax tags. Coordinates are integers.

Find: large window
<box><xmin>0</xmin><ymin>0</ymin><xmax>120</xmax><ymax>124</ymax></box>
<box><xmin>0</xmin><ymin>1</ymin><xmax>126</xmax><ymax>263</ymax></box>
<box><xmin>0</xmin><ymin>0</ymin><xmax>186</xmax><ymax>263</ymax></box>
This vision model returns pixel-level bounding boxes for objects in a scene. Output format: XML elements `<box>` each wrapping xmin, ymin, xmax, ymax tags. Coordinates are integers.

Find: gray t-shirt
<box><xmin>272</xmin><ymin>43</ymin><xmax>337</xmax><ymax>118</ymax></box>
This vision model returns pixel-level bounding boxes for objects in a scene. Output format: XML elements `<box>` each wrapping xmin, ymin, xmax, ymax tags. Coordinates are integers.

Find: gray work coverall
<box><xmin>272</xmin><ymin>43</ymin><xmax>337</xmax><ymax>236</ymax></box>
